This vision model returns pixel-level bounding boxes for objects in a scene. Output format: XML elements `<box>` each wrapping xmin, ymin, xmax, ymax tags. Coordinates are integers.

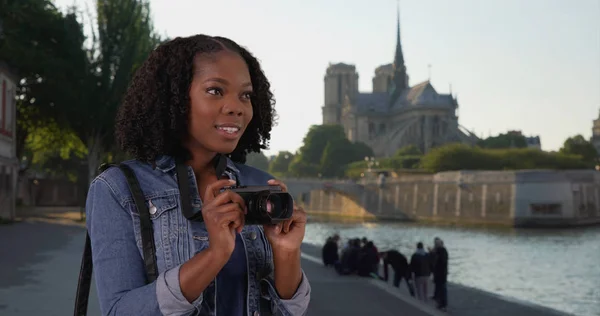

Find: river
<box><xmin>303</xmin><ymin>217</ymin><xmax>600</xmax><ymax>316</ymax></box>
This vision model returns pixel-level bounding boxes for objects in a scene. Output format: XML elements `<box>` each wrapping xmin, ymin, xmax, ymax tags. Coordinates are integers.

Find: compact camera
<box><xmin>224</xmin><ymin>185</ymin><xmax>294</xmax><ymax>225</ymax></box>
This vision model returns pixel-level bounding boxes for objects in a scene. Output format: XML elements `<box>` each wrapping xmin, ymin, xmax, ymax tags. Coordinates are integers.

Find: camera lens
<box><xmin>244</xmin><ymin>190</ymin><xmax>294</xmax><ymax>225</ymax></box>
<box><xmin>257</xmin><ymin>193</ymin><xmax>276</xmax><ymax>216</ymax></box>
<box><xmin>265</xmin><ymin>194</ymin><xmax>282</xmax><ymax>215</ymax></box>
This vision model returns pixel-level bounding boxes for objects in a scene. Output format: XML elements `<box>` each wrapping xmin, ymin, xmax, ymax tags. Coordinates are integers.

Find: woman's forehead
<box><xmin>193</xmin><ymin>51</ymin><xmax>249</xmax><ymax>78</ymax></box>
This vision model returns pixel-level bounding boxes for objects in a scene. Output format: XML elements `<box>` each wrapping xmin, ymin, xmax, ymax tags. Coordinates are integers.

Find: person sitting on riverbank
<box><xmin>361</xmin><ymin>237</ymin><xmax>380</xmax><ymax>261</ymax></box>
<box><xmin>335</xmin><ymin>238</ymin><xmax>361</xmax><ymax>275</ymax></box>
<box><xmin>410</xmin><ymin>242</ymin><xmax>432</xmax><ymax>302</ymax></box>
<box><xmin>322</xmin><ymin>234</ymin><xmax>340</xmax><ymax>267</ymax></box>
<box><xmin>379</xmin><ymin>249</ymin><xmax>416</xmax><ymax>297</ymax></box>
<box><xmin>357</xmin><ymin>241</ymin><xmax>380</xmax><ymax>277</ymax></box>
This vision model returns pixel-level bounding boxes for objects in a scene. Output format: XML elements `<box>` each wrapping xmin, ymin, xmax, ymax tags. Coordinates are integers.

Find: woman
<box><xmin>86</xmin><ymin>34</ymin><xmax>310</xmax><ymax>316</ymax></box>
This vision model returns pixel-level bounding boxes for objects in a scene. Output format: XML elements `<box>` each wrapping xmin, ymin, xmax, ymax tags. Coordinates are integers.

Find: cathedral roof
<box><xmin>393</xmin><ymin>80</ymin><xmax>456</xmax><ymax>109</ymax></box>
<box><xmin>350</xmin><ymin>80</ymin><xmax>456</xmax><ymax>114</ymax></box>
<box><xmin>353</xmin><ymin>92</ymin><xmax>389</xmax><ymax>113</ymax></box>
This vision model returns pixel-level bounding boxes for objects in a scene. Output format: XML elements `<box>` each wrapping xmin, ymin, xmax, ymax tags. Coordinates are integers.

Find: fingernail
<box><xmin>228</xmin><ymin>180</ymin><xmax>236</xmax><ymax>184</ymax></box>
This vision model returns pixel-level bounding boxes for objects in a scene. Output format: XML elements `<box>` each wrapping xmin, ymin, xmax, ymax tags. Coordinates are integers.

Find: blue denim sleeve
<box><xmin>87</xmin><ymin>175</ymin><xmax>202</xmax><ymax>316</ymax></box>
<box><xmin>262</xmin><ymin>270</ymin><xmax>311</xmax><ymax>316</ymax></box>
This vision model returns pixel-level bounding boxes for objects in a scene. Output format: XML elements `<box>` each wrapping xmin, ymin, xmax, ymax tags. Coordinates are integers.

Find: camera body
<box><xmin>225</xmin><ymin>185</ymin><xmax>294</xmax><ymax>225</ymax></box>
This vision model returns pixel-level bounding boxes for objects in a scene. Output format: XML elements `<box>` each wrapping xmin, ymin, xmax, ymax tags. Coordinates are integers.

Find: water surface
<box><xmin>304</xmin><ymin>218</ymin><xmax>600</xmax><ymax>316</ymax></box>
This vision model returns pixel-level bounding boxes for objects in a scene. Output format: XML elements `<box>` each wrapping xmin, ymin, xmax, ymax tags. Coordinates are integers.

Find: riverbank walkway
<box><xmin>0</xmin><ymin>210</ymin><xmax>575</xmax><ymax>316</ymax></box>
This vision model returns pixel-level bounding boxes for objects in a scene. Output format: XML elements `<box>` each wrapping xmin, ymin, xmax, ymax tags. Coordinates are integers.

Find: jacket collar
<box><xmin>154</xmin><ymin>154</ymin><xmax>240</xmax><ymax>176</ymax></box>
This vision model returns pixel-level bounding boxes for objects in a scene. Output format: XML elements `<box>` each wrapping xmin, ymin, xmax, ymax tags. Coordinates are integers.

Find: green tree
<box><xmin>294</xmin><ymin>124</ymin><xmax>346</xmax><ymax>164</ymax></box>
<box><xmin>0</xmin><ymin>0</ymin><xmax>89</xmax><ymax>175</ymax></box>
<box><xmin>559</xmin><ymin>135</ymin><xmax>598</xmax><ymax>163</ymax></box>
<box><xmin>73</xmin><ymin>0</ymin><xmax>162</xmax><ymax>184</ymax></box>
<box><xmin>289</xmin><ymin>124</ymin><xmax>374</xmax><ymax>178</ymax></box>
<box><xmin>289</xmin><ymin>125</ymin><xmax>346</xmax><ymax>177</ymax></box>
<box><xmin>245</xmin><ymin>151</ymin><xmax>269</xmax><ymax>171</ymax></box>
<box><xmin>420</xmin><ymin>143</ymin><xmax>589</xmax><ymax>173</ymax></box>
<box><xmin>268</xmin><ymin>151</ymin><xmax>294</xmax><ymax>177</ymax></box>
<box><xmin>394</xmin><ymin>144</ymin><xmax>422</xmax><ymax>157</ymax></box>
<box><xmin>320</xmin><ymin>139</ymin><xmax>373</xmax><ymax>178</ymax></box>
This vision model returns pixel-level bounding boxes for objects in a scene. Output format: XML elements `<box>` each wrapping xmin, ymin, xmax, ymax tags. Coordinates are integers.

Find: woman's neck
<box><xmin>187</xmin><ymin>150</ymin><xmax>218</xmax><ymax>176</ymax></box>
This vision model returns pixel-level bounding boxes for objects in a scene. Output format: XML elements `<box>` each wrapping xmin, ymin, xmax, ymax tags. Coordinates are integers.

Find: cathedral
<box><xmin>321</xmin><ymin>14</ymin><xmax>479</xmax><ymax>157</ymax></box>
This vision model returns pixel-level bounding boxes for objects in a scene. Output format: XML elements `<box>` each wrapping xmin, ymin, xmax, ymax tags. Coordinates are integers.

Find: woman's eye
<box><xmin>242</xmin><ymin>92</ymin><xmax>253</xmax><ymax>100</ymax></box>
<box><xmin>206</xmin><ymin>87</ymin><xmax>223</xmax><ymax>96</ymax></box>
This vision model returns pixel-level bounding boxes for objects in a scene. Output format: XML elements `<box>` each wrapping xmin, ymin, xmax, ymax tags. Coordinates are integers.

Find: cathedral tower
<box><xmin>322</xmin><ymin>63</ymin><xmax>359</xmax><ymax>125</ymax></box>
<box><xmin>372</xmin><ymin>64</ymin><xmax>394</xmax><ymax>93</ymax></box>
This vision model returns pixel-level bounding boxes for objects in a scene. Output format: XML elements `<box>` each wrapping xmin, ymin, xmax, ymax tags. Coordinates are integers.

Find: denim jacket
<box><xmin>86</xmin><ymin>155</ymin><xmax>311</xmax><ymax>315</ymax></box>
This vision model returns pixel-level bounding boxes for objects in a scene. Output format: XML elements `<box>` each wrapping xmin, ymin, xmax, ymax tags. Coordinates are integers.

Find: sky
<box><xmin>53</xmin><ymin>0</ymin><xmax>600</xmax><ymax>157</ymax></box>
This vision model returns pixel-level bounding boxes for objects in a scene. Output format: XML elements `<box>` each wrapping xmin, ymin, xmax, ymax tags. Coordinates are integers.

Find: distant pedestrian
<box><xmin>410</xmin><ymin>242</ymin><xmax>431</xmax><ymax>302</ymax></box>
<box><xmin>380</xmin><ymin>250</ymin><xmax>416</xmax><ymax>297</ymax></box>
<box><xmin>431</xmin><ymin>237</ymin><xmax>449</xmax><ymax>311</ymax></box>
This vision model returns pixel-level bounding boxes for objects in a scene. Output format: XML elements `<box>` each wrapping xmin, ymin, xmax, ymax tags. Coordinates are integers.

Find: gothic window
<box><xmin>369</xmin><ymin>122</ymin><xmax>375</xmax><ymax>138</ymax></box>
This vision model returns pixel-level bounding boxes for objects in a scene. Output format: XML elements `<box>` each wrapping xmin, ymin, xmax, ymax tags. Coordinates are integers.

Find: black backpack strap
<box><xmin>73</xmin><ymin>163</ymin><xmax>158</xmax><ymax>316</ymax></box>
<box><xmin>117</xmin><ymin>163</ymin><xmax>159</xmax><ymax>283</ymax></box>
<box><xmin>73</xmin><ymin>233</ymin><xmax>94</xmax><ymax>316</ymax></box>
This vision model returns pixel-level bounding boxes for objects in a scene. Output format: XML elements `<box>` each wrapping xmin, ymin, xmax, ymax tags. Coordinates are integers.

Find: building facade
<box><xmin>322</xmin><ymin>13</ymin><xmax>479</xmax><ymax>157</ymax></box>
<box><xmin>0</xmin><ymin>61</ymin><xmax>18</xmax><ymax>220</ymax></box>
<box><xmin>591</xmin><ymin>109</ymin><xmax>600</xmax><ymax>154</ymax></box>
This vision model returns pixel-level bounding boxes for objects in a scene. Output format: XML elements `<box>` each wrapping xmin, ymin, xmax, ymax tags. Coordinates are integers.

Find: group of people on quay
<box><xmin>321</xmin><ymin>235</ymin><xmax>449</xmax><ymax>311</ymax></box>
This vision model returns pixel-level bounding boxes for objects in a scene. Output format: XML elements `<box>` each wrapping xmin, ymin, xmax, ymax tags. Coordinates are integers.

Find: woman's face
<box><xmin>186</xmin><ymin>50</ymin><xmax>254</xmax><ymax>157</ymax></box>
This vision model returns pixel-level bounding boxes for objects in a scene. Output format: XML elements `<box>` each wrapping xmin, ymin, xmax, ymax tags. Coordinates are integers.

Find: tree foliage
<box><xmin>76</xmin><ymin>0</ymin><xmax>162</xmax><ymax>183</ymax></box>
<box><xmin>0</xmin><ymin>0</ymin><xmax>89</xmax><ymax>175</ymax></box>
<box><xmin>1</xmin><ymin>0</ymin><xmax>161</xmax><ymax>183</ymax></box>
<box><xmin>394</xmin><ymin>144</ymin><xmax>421</xmax><ymax>156</ymax></box>
<box><xmin>320</xmin><ymin>138</ymin><xmax>373</xmax><ymax>178</ymax></box>
<box><xmin>288</xmin><ymin>124</ymin><xmax>373</xmax><ymax>178</ymax></box>
<box><xmin>244</xmin><ymin>151</ymin><xmax>269</xmax><ymax>171</ymax></box>
<box><xmin>268</xmin><ymin>151</ymin><xmax>294</xmax><ymax>177</ymax></box>
<box><xmin>420</xmin><ymin>143</ymin><xmax>590</xmax><ymax>173</ymax></box>
<box><xmin>559</xmin><ymin>135</ymin><xmax>598</xmax><ymax>163</ymax></box>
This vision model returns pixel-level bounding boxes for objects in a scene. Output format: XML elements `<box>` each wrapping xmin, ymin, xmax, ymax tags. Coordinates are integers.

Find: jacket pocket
<box><xmin>131</xmin><ymin>194</ymin><xmax>179</xmax><ymax>271</ymax></box>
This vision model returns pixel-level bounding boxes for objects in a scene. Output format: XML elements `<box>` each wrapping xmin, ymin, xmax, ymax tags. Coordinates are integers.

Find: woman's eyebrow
<box><xmin>203</xmin><ymin>77</ymin><xmax>252</xmax><ymax>88</ymax></box>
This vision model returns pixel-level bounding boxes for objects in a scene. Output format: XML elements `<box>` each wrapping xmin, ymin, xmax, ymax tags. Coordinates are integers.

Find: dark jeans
<box><xmin>393</xmin><ymin>272</ymin><xmax>415</xmax><ymax>297</ymax></box>
<box><xmin>434</xmin><ymin>281</ymin><xmax>448</xmax><ymax>308</ymax></box>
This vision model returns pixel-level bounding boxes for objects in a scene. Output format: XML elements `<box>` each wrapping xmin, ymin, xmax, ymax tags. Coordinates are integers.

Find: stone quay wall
<box><xmin>304</xmin><ymin>170</ymin><xmax>600</xmax><ymax>227</ymax></box>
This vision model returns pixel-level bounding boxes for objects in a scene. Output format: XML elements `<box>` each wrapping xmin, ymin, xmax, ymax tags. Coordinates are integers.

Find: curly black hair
<box><xmin>115</xmin><ymin>34</ymin><xmax>276</xmax><ymax>164</ymax></box>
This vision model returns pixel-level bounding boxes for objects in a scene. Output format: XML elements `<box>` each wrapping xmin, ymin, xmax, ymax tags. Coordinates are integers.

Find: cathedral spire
<box><xmin>393</xmin><ymin>3</ymin><xmax>405</xmax><ymax>70</ymax></box>
<box><xmin>389</xmin><ymin>1</ymin><xmax>409</xmax><ymax>106</ymax></box>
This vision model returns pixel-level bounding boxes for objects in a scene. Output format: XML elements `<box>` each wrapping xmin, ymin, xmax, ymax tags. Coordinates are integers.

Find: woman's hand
<box><xmin>201</xmin><ymin>179</ymin><xmax>247</xmax><ymax>261</ymax></box>
<box><xmin>262</xmin><ymin>179</ymin><xmax>307</xmax><ymax>256</ymax></box>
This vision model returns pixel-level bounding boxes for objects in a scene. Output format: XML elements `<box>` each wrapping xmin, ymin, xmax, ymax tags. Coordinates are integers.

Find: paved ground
<box><xmin>0</xmin><ymin>214</ymin><xmax>574</xmax><ymax>316</ymax></box>
<box><xmin>0</xmin><ymin>219</ymin><xmax>101</xmax><ymax>316</ymax></box>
